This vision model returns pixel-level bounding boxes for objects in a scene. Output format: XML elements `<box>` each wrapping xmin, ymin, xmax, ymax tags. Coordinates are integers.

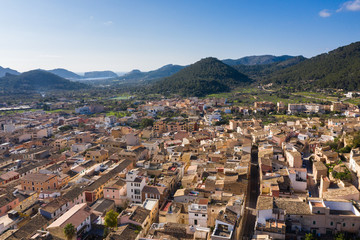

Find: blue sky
<box><xmin>0</xmin><ymin>0</ymin><xmax>359</xmax><ymax>72</ymax></box>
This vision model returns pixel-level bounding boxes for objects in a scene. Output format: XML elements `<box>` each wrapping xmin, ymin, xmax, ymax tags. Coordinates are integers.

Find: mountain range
<box><xmin>262</xmin><ymin>41</ymin><xmax>360</xmax><ymax>90</ymax></box>
<box><xmin>0</xmin><ymin>54</ymin><xmax>301</xmax><ymax>82</ymax></box>
<box><xmin>47</xmin><ymin>69</ymin><xmax>118</xmax><ymax>79</ymax></box>
<box><xmin>0</xmin><ymin>70</ymin><xmax>88</xmax><ymax>95</ymax></box>
<box><xmin>1</xmin><ymin>41</ymin><xmax>359</xmax><ymax>96</ymax></box>
<box><xmin>232</xmin><ymin>56</ymin><xmax>306</xmax><ymax>80</ymax></box>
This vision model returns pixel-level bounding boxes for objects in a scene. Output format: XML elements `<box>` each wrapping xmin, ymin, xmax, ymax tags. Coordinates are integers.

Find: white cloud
<box><xmin>337</xmin><ymin>0</ymin><xmax>360</xmax><ymax>12</ymax></box>
<box><xmin>103</xmin><ymin>21</ymin><xmax>113</xmax><ymax>26</ymax></box>
<box><xmin>319</xmin><ymin>9</ymin><xmax>332</xmax><ymax>17</ymax></box>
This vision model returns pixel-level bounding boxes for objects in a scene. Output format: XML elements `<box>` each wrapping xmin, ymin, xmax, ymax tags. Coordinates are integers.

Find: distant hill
<box><xmin>150</xmin><ymin>57</ymin><xmax>252</xmax><ymax>97</ymax></box>
<box><xmin>264</xmin><ymin>41</ymin><xmax>360</xmax><ymax>90</ymax></box>
<box><xmin>0</xmin><ymin>70</ymin><xmax>88</xmax><ymax>93</ymax></box>
<box><xmin>84</xmin><ymin>71</ymin><xmax>118</xmax><ymax>79</ymax></box>
<box><xmin>0</xmin><ymin>66</ymin><xmax>20</xmax><ymax>77</ymax></box>
<box><xmin>47</xmin><ymin>68</ymin><xmax>82</xmax><ymax>79</ymax></box>
<box><xmin>120</xmin><ymin>64</ymin><xmax>185</xmax><ymax>82</ymax></box>
<box><xmin>233</xmin><ymin>56</ymin><xmax>306</xmax><ymax>80</ymax></box>
<box><xmin>222</xmin><ymin>55</ymin><xmax>297</xmax><ymax>66</ymax></box>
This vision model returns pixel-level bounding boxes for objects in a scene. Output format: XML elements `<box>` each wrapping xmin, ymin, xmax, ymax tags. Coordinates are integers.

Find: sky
<box><xmin>0</xmin><ymin>0</ymin><xmax>359</xmax><ymax>73</ymax></box>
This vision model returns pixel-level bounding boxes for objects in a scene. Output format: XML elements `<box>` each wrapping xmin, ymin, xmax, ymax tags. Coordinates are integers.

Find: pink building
<box><xmin>103</xmin><ymin>178</ymin><xmax>127</xmax><ymax>206</ymax></box>
<box><xmin>0</xmin><ymin>194</ymin><xmax>19</xmax><ymax>217</ymax></box>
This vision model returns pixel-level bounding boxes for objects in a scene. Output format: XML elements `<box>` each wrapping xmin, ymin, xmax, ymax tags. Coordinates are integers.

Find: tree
<box><xmin>305</xmin><ymin>233</ymin><xmax>316</xmax><ymax>240</ymax></box>
<box><xmin>335</xmin><ymin>233</ymin><xmax>346</xmax><ymax>240</ymax></box>
<box><xmin>104</xmin><ymin>209</ymin><xmax>119</xmax><ymax>229</ymax></box>
<box><xmin>140</xmin><ymin>118</ymin><xmax>154</xmax><ymax>128</ymax></box>
<box><xmin>64</xmin><ymin>223</ymin><xmax>76</xmax><ymax>240</ymax></box>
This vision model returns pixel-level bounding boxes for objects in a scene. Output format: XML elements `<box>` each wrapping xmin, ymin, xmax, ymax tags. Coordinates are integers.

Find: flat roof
<box><xmin>143</xmin><ymin>199</ymin><xmax>158</xmax><ymax>210</ymax></box>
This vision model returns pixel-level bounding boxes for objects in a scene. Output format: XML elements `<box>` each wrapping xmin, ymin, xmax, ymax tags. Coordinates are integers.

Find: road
<box><xmin>239</xmin><ymin>146</ymin><xmax>260</xmax><ymax>239</ymax></box>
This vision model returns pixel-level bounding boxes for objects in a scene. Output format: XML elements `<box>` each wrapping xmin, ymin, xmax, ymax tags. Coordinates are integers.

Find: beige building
<box><xmin>315</xmin><ymin>146</ymin><xmax>338</xmax><ymax>164</ymax></box>
<box><xmin>285</xmin><ymin>150</ymin><xmax>302</xmax><ymax>168</ymax></box>
<box><xmin>256</xmin><ymin>196</ymin><xmax>360</xmax><ymax>238</ymax></box>
<box><xmin>313</xmin><ymin>161</ymin><xmax>328</xmax><ymax>182</ymax></box>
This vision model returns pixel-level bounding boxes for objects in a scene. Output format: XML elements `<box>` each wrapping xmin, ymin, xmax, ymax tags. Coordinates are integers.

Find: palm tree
<box><xmin>64</xmin><ymin>223</ymin><xmax>76</xmax><ymax>240</ymax></box>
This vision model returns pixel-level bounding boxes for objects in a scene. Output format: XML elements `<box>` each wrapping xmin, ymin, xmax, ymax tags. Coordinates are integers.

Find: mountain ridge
<box><xmin>264</xmin><ymin>41</ymin><xmax>360</xmax><ymax>90</ymax></box>
<box><xmin>84</xmin><ymin>71</ymin><xmax>118</xmax><ymax>79</ymax></box>
<box><xmin>0</xmin><ymin>70</ymin><xmax>89</xmax><ymax>94</ymax></box>
<box><xmin>222</xmin><ymin>55</ymin><xmax>302</xmax><ymax>66</ymax></box>
<box><xmin>0</xmin><ymin>66</ymin><xmax>20</xmax><ymax>77</ymax></box>
<box><xmin>149</xmin><ymin>57</ymin><xmax>252</xmax><ymax>97</ymax></box>
<box><xmin>119</xmin><ymin>64</ymin><xmax>185</xmax><ymax>83</ymax></box>
<box><xmin>47</xmin><ymin>68</ymin><xmax>82</xmax><ymax>79</ymax></box>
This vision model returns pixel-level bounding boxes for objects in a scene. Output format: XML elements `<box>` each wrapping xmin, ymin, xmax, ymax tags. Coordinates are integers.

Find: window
<box><xmin>330</xmin><ymin>222</ymin><xmax>333</xmax><ymax>226</ymax></box>
<box><xmin>202</xmin><ymin>214</ymin><xmax>206</xmax><ymax>217</ymax></box>
<box><xmin>195</xmin><ymin>214</ymin><xmax>198</xmax><ymax>216</ymax></box>
<box><xmin>313</xmin><ymin>221</ymin><xmax>316</xmax><ymax>225</ymax></box>
<box><xmin>343</xmin><ymin>223</ymin><xmax>346</xmax><ymax>227</ymax></box>
<box><xmin>352</xmin><ymin>223</ymin><xmax>355</xmax><ymax>227</ymax></box>
<box><xmin>317</xmin><ymin>211</ymin><xmax>320</xmax><ymax>214</ymax></box>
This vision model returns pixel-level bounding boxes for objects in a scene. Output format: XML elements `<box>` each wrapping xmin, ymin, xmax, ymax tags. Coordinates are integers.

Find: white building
<box><xmin>105</xmin><ymin>115</ymin><xmax>117</xmax><ymax>126</ymax></box>
<box><xmin>297</xmin><ymin>133</ymin><xmax>309</xmax><ymax>141</ymax></box>
<box><xmin>349</xmin><ymin>148</ymin><xmax>360</xmax><ymax>177</ymax></box>
<box><xmin>188</xmin><ymin>199</ymin><xmax>208</xmax><ymax>227</ymax></box>
<box><xmin>126</xmin><ymin>169</ymin><xmax>147</xmax><ymax>204</ymax></box>
<box><xmin>211</xmin><ymin>208</ymin><xmax>239</xmax><ymax>240</ymax></box>
<box><xmin>288</xmin><ymin>168</ymin><xmax>307</xmax><ymax>192</ymax></box>
<box><xmin>3</xmin><ymin>124</ymin><xmax>15</xmax><ymax>133</ymax></box>
<box><xmin>71</xmin><ymin>143</ymin><xmax>92</xmax><ymax>153</ymax></box>
<box><xmin>204</xmin><ymin>114</ymin><xmax>222</xmax><ymax>124</ymax></box>
<box><xmin>35</xmin><ymin>127</ymin><xmax>53</xmax><ymax>138</ymax></box>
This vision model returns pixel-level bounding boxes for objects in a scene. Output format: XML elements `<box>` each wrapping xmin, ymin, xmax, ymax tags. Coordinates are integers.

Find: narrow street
<box><xmin>239</xmin><ymin>146</ymin><xmax>260</xmax><ymax>239</ymax></box>
<box><xmin>303</xmin><ymin>154</ymin><xmax>319</xmax><ymax>198</ymax></box>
